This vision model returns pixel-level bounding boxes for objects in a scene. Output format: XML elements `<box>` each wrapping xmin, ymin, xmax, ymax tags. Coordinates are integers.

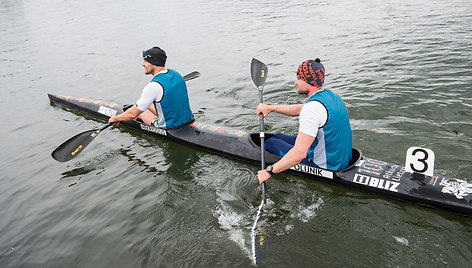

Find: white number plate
<box><xmin>405</xmin><ymin>147</ymin><xmax>435</xmax><ymax>176</ymax></box>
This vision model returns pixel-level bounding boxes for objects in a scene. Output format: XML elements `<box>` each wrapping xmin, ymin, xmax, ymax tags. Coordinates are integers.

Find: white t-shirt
<box><xmin>134</xmin><ymin>69</ymin><xmax>167</xmax><ymax>111</ymax></box>
<box><xmin>298</xmin><ymin>100</ymin><xmax>328</xmax><ymax>137</ymax></box>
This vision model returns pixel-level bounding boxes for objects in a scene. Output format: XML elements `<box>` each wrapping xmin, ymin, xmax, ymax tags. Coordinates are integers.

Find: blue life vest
<box><xmin>306</xmin><ymin>89</ymin><xmax>352</xmax><ymax>170</ymax></box>
<box><xmin>151</xmin><ymin>69</ymin><xmax>194</xmax><ymax>129</ymax></box>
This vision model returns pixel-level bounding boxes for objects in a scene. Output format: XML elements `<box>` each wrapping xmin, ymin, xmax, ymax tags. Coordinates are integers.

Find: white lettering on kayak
<box><xmin>383</xmin><ymin>165</ymin><xmax>404</xmax><ymax>182</ymax></box>
<box><xmin>98</xmin><ymin>106</ymin><xmax>117</xmax><ymax>117</ymax></box>
<box><xmin>290</xmin><ymin>164</ymin><xmax>333</xmax><ymax>179</ymax></box>
<box><xmin>140</xmin><ymin>123</ymin><xmax>167</xmax><ymax>136</ymax></box>
<box><xmin>353</xmin><ymin>174</ymin><xmax>399</xmax><ymax>192</ymax></box>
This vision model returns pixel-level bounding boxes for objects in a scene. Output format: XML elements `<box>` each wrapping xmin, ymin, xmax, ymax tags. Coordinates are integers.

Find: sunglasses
<box><xmin>142</xmin><ymin>51</ymin><xmax>151</xmax><ymax>58</ymax></box>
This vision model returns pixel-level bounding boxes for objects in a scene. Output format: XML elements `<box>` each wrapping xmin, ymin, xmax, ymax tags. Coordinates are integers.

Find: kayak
<box><xmin>48</xmin><ymin>93</ymin><xmax>472</xmax><ymax>217</ymax></box>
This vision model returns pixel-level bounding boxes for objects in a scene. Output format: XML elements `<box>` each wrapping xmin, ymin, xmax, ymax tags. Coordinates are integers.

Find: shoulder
<box><xmin>300</xmin><ymin>101</ymin><xmax>328</xmax><ymax>128</ymax></box>
<box><xmin>143</xmin><ymin>81</ymin><xmax>164</xmax><ymax>92</ymax></box>
<box><xmin>301</xmin><ymin>100</ymin><xmax>327</xmax><ymax>115</ymax></box>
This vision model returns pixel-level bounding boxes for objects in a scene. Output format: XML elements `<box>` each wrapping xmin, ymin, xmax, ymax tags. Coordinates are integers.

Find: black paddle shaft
<box><xmin>258</xmin><ymin>89</ymin><xmax>267</xmax><ymax>205</ymax></box>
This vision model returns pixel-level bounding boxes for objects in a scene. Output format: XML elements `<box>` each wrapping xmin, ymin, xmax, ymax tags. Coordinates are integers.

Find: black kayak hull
<box><xmin>48</xmin><ymin>94</ymin><xmax>472</xmax><ymax>217</ymax></box>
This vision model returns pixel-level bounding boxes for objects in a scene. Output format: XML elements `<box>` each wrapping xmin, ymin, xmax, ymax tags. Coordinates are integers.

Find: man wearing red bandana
<box><xmin>256</xmin><ymin>59</ymin><xmax>352</xmax><ymax>184</ymax></box>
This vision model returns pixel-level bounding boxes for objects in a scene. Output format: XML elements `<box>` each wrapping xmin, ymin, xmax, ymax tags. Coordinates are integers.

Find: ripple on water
<box><xmin>1</xmin><ymin>0</ymin><xmax>472</xmax><ymax>266</ymax></box>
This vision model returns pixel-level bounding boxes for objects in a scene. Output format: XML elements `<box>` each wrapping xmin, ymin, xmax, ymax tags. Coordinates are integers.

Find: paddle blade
<box><xmin>183</xmin><ymin>71</ymin><xmax>201</xmax><ymax>81</ymax></box>
<box><xmin>51</xmin><ymin>129</ymin><xmax>102</xmax><ymax>162</ymax></box>
<box><xmin>252</xmin><ymin>201</ymin><xmax>267</xmax><ymax>265</ymax></box>
<box><xmin>251</xmin><ymin>58</ymin><xmax>268</xmax><ymax>89</ymax></box>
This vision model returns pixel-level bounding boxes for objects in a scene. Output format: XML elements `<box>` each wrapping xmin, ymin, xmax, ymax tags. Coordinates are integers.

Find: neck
<box><xmin>152</xmin><ymin>66</ymin><xmax>166</xmax><ymax>76</ymax></box>
<box><xmin>306</xmin><ymin>86</ymin><xmax>324</xmax><ymax>98</ymax></box>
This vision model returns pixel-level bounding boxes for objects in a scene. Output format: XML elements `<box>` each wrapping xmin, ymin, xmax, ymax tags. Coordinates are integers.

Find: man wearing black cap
<box><xmin>256</xmin><ymin>59</ymin><xmax>352</xmax><ymax>184</ymax></box>
<box><xmin>108</xmin><ymin>46</ymin><xmax>194</xmax><ymax>129</ymax></box>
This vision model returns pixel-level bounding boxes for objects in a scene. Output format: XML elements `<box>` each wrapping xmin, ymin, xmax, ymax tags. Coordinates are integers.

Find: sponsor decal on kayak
<box><xmin>354</xmin><ymin>159</ymin><xmax>403</xmax><ymax>192</ymax></box>
<box><xmin>98</xmin><ymin>106</ymin><xmax>117</xmax><ymax>117</ymax></box>
<box><xmin>357</xmin><ymin>158</ymin><xmax>387</xmax><ymax>177</ymax></box>
<box><xmin>358</xmin><ymin>160</ymin><xmax>405</xmax><ymax>181</ymax></box>
<box><xmin>139</xmin><ymin>123</ymin><xmax>167</xmax><ymax>136</ymax></box>
<box><xmin>382</xmin><ymin>164</ymin><xmax>405</xmax><ymax>182</ymax></box>
<box><xmin>357</xmin><ymin>158</ymin><xmax>444</xmax><ymax>187</ymax></box>
<box><xmin>55</xmin><ymin>95</ymin><xmax>118</xmax><ymax>108</ymax></box>
<box><xmin>440</xmin><ymin>178</ymin><xmax>472</xmax><ymax>199</ymax></box>
<box><xmin>353</xmin><ymin>174</ymin><xmax>400</xmax><ymax>192</ymax></box>
<box><xmin>190</xmin><ymin>121</ymin><xmax>247</xmax><ymax>137</ymax></box>
<box><xmin>290</xmin><ymin>164</ymin><xmax>333</xmax><ymax>179</ymax></box>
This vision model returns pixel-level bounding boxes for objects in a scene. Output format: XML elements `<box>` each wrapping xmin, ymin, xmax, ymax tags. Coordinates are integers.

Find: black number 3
<box><xmin>410</xmin><ymin>148</ymin><xmax>429</xmax><ymax>173</ymax></box>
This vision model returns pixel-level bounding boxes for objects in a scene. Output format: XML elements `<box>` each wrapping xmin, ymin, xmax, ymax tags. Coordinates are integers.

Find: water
<box><xmin>1</xmin><ymin>0</ymin><xmax>471</xmax><ymax>267</ymax></box>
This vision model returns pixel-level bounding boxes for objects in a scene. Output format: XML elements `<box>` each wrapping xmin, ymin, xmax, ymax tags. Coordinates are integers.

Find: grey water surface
<box><xmin>1</xmin><ymin>0</ymin><xmax>471</xmax><ymax>267</ymax></box>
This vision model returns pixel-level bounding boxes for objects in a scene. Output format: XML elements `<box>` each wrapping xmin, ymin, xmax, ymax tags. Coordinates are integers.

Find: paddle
<box><xmin>51</xmin><ymin>123</ymin><xmax>112</xmax><ymax>162</ymax></box>
<box><xmin>182</xmin><ymin>71</ymin><xmax>201</xmax><ymax>81</ymax></box>
<box><xmin>51</xmin><ymin>71</ymin><xmax>201</xmax><ymax>162</ymax></box>
<box><xmin>250</xmin><ymin>58</ymin><xmax>268</xmax><ymax>265</ymax></box>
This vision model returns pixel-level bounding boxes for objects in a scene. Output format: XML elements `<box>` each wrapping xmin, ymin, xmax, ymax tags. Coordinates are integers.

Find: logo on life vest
<box><xmin>353</xmin><ymin>174</ymin><xmax>400</xmax><ymax>192</ymax></box>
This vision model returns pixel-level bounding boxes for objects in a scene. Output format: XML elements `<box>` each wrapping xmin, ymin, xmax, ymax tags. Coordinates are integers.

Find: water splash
<box><xmin>213</xmin><ymin>194</ymin><xmax>324</xmax><ymax>263</ymax></box>
<box><xmin>212</xmin><ymin>206</ymin><xmax>252</xmax><ymax>260</ymax></box>
<box><xmin>393</xmin><ymin>236</ymin><xmax>409</xmax><ymax>246</ymax></box>
<box><xmin>292</xmin><ymin>197</ymin><xmax>324</xmax><ymax>223</ymax></box>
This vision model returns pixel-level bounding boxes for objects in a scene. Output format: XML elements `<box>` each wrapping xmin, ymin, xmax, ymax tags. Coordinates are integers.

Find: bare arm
<box><xmin>108</xmin><ymin>106</ymin><xmax>143</xmax><ymax>123</ymax></box>
<box><xmin>257</xmin><ymin>103</ymin><xmax>304</xmax><ymax>118</ymax></box>
<box><xmin>257</xmin><ymin>132</ymin><xmax>315</xmax><ymax>184</ymax></box>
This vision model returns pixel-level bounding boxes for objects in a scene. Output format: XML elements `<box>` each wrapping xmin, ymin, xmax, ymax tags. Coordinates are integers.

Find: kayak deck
<box><xmin>48</xmin><ymin>94</ymin><xmax>472</xmax><ymax>217</ymax></box>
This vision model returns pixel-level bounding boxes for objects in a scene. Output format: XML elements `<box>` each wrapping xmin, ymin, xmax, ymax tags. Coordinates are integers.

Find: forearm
<box><xmin>271</xmin><ymin>104</ymin><xmax>304</xmax><ymax>116</ymax></box>
<box><xmin>271</xmin><ymin>147</ymin><xmax>306</xmax><ymax>174</ymax></box>
<box><xmin>114</xmin><ymin>111</ymin><xmax>136</xmax><ymax>121</ymax></box>
<box><xmin>109</xmin><ymin>106</ymin><xmax>142</xmax><ymax>123</ymax></box>
<box><xmin>257</xmin><ymin>126</ymin><xmax>315</xmax><ymax>185</ymax></box>
<box><xmin>264</xmin><ymin>132</ymin><xmax>313</xmax><ymax>175</ymax></box>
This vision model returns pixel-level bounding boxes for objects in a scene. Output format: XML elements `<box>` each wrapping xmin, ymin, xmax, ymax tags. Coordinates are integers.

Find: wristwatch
<box><xmin>266</xmin><ymin>165</ymin><xmax>274</xmax><ymax>175</ymax></box>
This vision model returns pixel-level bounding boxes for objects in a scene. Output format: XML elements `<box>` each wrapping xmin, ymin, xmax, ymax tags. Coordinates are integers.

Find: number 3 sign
<box><xmin>405</xmin><ymin>147</ymin><xmax>435</xmax><ymax>177</ymax></box>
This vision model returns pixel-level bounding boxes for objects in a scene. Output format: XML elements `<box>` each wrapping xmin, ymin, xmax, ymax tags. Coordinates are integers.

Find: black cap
<box><xmin>142</xmin><ymin>46</ymin><xmax>167</xmax><ymax>66</ymax></box>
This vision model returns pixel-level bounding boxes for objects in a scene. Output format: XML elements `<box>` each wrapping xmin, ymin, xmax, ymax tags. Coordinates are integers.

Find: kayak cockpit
<box><xmin>249</xmin><ymin>132</ymin><xmax>275</xmax><ymax>147</ymax></box>
<box><xmin>249</xmin><ymin>132</ymin><xmax>362</xmax><ymax>171</ymax></box>
<box><xmin>341</xmin><ymin>148</ymin><xmax>363</xmax><ymax>171</ymax></box>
